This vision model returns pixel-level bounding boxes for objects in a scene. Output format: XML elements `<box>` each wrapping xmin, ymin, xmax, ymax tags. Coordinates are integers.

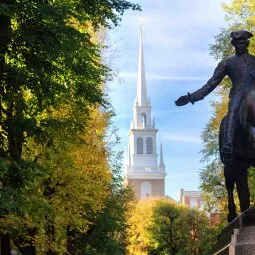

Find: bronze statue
<box><xmin>175</xmin><ymin>30</ymin><xmax>255</xmax><ymax>222</ymax></box>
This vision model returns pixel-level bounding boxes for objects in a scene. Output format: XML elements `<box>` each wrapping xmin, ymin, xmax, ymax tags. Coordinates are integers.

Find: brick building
<box><xmin>180</xmin><ymin>189</ymin><xmax>203</xmax><ymax>210</ymax></box>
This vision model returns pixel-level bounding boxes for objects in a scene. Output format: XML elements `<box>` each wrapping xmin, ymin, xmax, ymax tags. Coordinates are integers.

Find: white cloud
<box><xmin>166</xmin><ymin>171</ymin><xmax>199</xmax><ymax>178</ymax></box>
<box><xmin>113</xmin><ymin>113</ymin><xmax>130</xmax><ymax>120</ymax></box>
<box><xmin>160</xmin><ymin>132</ymin><xmax>202</xmax><ymax>143</ymax></box>
<box><xmin>119</xmin><ymin>71</ymin><xmax>208</xmax><ymax>81</ymax></box>
<box><xmin>120</xmin><ymin>1</ymin><xmax>227</xmax><ymax>30</ymax></box>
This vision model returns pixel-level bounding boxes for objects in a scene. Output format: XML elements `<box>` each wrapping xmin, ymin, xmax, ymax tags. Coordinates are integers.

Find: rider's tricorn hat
<box><xmin>230</xmin><ymin>30</ymin><xmax>253</xmax><ymax>41</ymax></box>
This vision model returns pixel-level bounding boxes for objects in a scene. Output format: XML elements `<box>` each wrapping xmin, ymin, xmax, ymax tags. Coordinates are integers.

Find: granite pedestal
<box><xmin>211</xmin><ymin>206</ymin><xmax>255</xmax><ymax>255</ymax></box>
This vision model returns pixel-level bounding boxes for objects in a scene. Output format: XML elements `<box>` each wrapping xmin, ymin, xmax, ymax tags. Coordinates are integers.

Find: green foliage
<box><xmin>0</xmin><ymin>0</ymin><xmax>141</xmax><ymax>253</ymax></box>
<box><xmin>127</xmin><ymin>198</ymin><xmax>158</xmax><ymax>254</ymax></box>
<box><xmin>148</xmin><ymin>199</ymin><xmax>185</xmax><ymax>255</ymax></box>
<box><xmin>127</xmin><ymin>198</ymin><xmax>216</xmax><ymax>255</ymax></box>
<box><xmin>210</xmin><ymin>28</ymin><xmax>234</xmax><ymax>60</ymax></box>
<box><xmin>148</xmin><ymin>199</ymin><xmax>216</xmax><ymax>255</ymax></box>
<box><xmin>200</xmin><ymin>87</ymin><xmax>229</xmax><ymax>163</ymax></box>
<box><xmin>248</xmin><ymin>167</ymin><xmax>255</xmax><ymax>204</ymax></box>
<box><xmin>199</xmin><ymin>88</ymin><xmax>229</xmax><ymax>218</ymax></box>
<box><xmin>64</xmin><ymin>125</ymin><xmax>135</xmax><ymax>255</ymax></box>
<box><xmin>74</xmin><ymin>186</ymin><xmax>134</xmax><ymax>255</ymax></box>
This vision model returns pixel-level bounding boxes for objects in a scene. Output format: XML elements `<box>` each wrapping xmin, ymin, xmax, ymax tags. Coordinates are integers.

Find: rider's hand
<box><xmin>175</xmin><ymin>95</ymin><xmax>190</xmax><ymax>106</ymax></box>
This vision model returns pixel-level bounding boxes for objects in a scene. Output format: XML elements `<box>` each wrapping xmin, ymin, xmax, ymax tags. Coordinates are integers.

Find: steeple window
<box><xmin>141</xmin><ymin>112</ymin><xmax>147</xmax><ymax>127</ymax></box>
<box><xmin>137</xmin><ymin>137</ymin><xmax>143</xmax><ymax>154</ymax></box>
<box><xmin>146</xmin><ymin>137</ymin><xmax>153</xmax><ymax>154</ymax></box>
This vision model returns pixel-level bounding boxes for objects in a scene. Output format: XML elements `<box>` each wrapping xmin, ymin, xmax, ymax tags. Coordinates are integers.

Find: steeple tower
<box><xmin>126</xmin><ymin>21</ymin><xmax>167</xmax><ymax>199</ymax></box>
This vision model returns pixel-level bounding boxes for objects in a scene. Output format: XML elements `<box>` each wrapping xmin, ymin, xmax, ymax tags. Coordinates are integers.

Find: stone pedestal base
<box><xmin>211</xmin><ymin>206</ymin><xmax>255</xmax><ymax>255</ymax></box>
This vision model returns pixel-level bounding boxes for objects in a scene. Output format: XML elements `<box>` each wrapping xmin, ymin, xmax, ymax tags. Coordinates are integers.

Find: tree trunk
<box><xmin>1</xmin><ymin>233</ymin><xmax>11</xmax><ymax>255</ymax></box>
<box><xmin>66</xmin><ymin>226</ymin><xmax>77</xmax><ymax>255</ymax></box>
<box><xmin>45</xmin><ymin>219</ymin><xmax>57</xmax><ymax>255</ymax></box>
<box><xmin>14</xmin><ymin>228</ymin><xmax>37</xmax><ymax>255</ymax></box>
<box><xmin>46</xmin><ymin>251</ymin><xmax>57</xmax><ymax>255</ymax></box>
<box><xmin>17</xmin><ymin>246</ymin><xmax>37</xmax><ymax>255</ymax></box>
<box><xmin>1</xmin><ymin>5</ymin><xmax>33</xmax><ymax>255</ymax></box>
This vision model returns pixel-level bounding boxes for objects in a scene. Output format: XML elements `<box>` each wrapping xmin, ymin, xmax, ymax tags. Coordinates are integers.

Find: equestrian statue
<box><xmin>175</xmin><ymin>30</ymin><xmax>255</xmax><ymax>223</ymax></box>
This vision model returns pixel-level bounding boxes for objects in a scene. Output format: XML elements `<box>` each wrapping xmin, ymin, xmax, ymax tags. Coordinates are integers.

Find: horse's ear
<box><xmin>247</xmin><ymin>31</ymin><xmax>253</xmax><ymax>38</ymax></box>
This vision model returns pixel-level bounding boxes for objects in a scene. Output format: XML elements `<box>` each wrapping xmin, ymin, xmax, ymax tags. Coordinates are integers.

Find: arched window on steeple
<box><xmin>141</xmin><ymin>112</ymin><xmax>146</xmax><ymax>127</ymax></box>
<box><xmin>137</xmin><ymin>137</ymin><xmax>143</xmax><ymax>154</ymax></box>
<box><xmin>146</xmin><ymin>137</ymin><xmax>153</xmax><ymax>154</ymax></box>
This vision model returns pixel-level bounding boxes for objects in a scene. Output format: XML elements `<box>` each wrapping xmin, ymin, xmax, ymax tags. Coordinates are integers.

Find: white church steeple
<box><xmin>126</xmin><ymin>21</ymin><xmax>167</xmax><ymax>199</ymax></box>
<box><xmin>133</xmin><ymin>20</ymin><xmax>152</xmax><ymax>130</ymax></box>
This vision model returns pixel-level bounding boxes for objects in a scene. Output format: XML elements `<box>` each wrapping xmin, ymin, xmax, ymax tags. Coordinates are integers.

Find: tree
<box><xmin>148</xmin><ymin>199</ymin><xmax>185</xmax><ymax>255</ymax></box>
<box><xmin>147</xmin><ymin>199</ymin><xmax>216</xmax><ymax>255</ymax></box>
<box><xmin>1</xmin><ymin>103</ymin><xmax>115</xmax><ymax>254</ymax></box>
<box><xmin>72</xmin><ymin>184</ymin><xmax>134</xmax><ymax>255</ymax></box>
<box><xmin>183</xmin><ymin>208</ymin><xmax>217</xmax><ymax>255</ymax></box>
<box><xmin>199</xmin><ymin>88</ymin><xmax>229</xmax><ymax>221</ymax></box>
<box><xmin>60</xmin><ymin>115</ymin><xmax>135</xmax><ymax>255</ymax></box>
<box><xmin>0</xmin><ymin>0</ymin><xmax>141</xmax><ymax>254</ymax></box>
<box><xmin>127</xmin><ymin>198</ymin><xmax>216</xmax><ymax>255</ymax></box>
<box><xmin>127</xmin><ymin>198</ymin><xmax>159</xmax><ymax>255</ymax></box>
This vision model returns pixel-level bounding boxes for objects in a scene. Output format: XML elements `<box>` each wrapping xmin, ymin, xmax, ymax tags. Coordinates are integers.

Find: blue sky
<box><xmin>107</xmin><ymin>0</ymin><xmax>230</xmax><ymax>201</ymax></box>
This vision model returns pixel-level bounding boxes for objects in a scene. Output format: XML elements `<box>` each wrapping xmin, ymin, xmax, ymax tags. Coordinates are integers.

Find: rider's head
<box><xmin>231</xmin><ymin>30</ymin><xmax>253</xmax><ymax>55</ymax></box>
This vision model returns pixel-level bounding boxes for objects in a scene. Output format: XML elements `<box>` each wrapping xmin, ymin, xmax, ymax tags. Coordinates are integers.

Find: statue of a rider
<box><xmin>175</xmin><ymin>30</ymin><xmax>255</xmax><ymax>163</ymax></box>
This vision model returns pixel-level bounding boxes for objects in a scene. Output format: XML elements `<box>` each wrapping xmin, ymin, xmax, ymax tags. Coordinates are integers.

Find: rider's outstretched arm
<box><xmin>189</xmin><ymin>59</ymin><xmax>227</xmax><ymax>104</ymax></box>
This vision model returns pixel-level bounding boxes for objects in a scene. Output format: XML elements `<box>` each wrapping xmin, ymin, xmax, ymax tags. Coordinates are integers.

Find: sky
<box><xmin>107</xmin><ymin>0</ymin><xmax>231</xmax><ymax>201</ymax></box>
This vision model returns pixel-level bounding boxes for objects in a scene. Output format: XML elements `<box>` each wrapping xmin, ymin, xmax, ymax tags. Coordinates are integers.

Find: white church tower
<box><xmin>126</xmin><ymin>21</ymin><xmax>167</xmax><ymax>199</ymax></box>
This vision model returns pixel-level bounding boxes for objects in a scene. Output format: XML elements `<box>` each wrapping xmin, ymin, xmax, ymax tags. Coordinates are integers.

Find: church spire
<box><xmin>137</xmin><ymin>19</ymin><xmax>148</xmax><ymax>107</ymax></box>
<box><xmin>159</xmin><ymin>144</ymin><xmax>165</xmax><ymax>167</ymax></box>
